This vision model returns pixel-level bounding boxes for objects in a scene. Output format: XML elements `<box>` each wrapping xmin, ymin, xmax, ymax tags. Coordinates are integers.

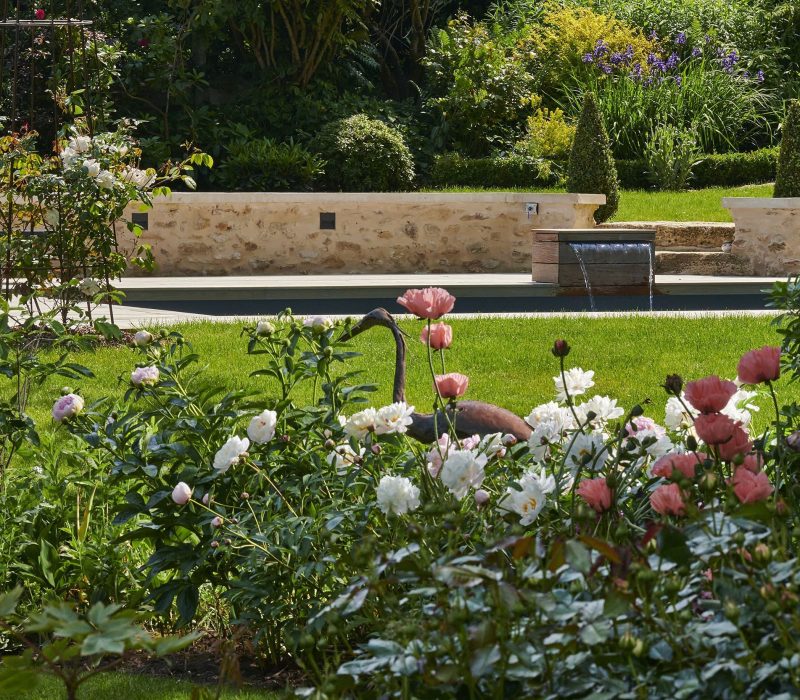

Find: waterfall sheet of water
<box><xmin>568</xmin><ymin>241</ymin><xmax>655</xmax><ymax>311</ymax></box>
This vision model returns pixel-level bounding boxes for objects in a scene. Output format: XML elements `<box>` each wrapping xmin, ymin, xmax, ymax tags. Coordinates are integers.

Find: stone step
<box><xmin>655</xmin><ymin>251</ymin><xmax>750</xmax><ymax>276</ymax></box>
<box><xmin>598</xmin><ymin>221</ymin><xmax>734</xmax><ymax>250</ymax></box>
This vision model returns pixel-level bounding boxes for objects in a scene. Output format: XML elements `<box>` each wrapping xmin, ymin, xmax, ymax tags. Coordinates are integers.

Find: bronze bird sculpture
<box><xmin>340</xmin><ymin>308</ymin><xmax>532</xmax><ymax>444</ymax></box>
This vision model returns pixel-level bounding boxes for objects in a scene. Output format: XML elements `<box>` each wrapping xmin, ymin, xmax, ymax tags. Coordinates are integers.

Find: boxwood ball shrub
<box><xmin>775</xmin><ymin>100</ymin><xmax>800</xmax><ymax>198</ymax></box>
<box><xmin>314</xmin><ymin>114</ymin><xmax>415</xmax><ymax>192</ymax></box>
<box><xmin>566</xmin><ymin>93</ymin><xmax>620</xmax><ymax>222</ymax></box>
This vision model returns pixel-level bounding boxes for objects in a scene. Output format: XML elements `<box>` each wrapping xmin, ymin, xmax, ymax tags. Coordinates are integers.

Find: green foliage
<box><xmin>429</xmin><ymin>152</ymin><xmax>558</xmax><ymax>188</ymax></box>
<box><xmin>567</xmin><ymin>93</ymin><xmax>619</xmax><ymax>222</ymax></box>
<box><xmin>0</xmin><ymin>591</ymin><xmax>197</xmax><ymax>700</ymax></box>
<box><xmin>216</xmin><ymin>137</ymin><xmax>324</xmax><ymax>192</ymax></box>
<box><xmin>643</xmin><ymin>123</ymin><xmax>702</xmax><ymax>191</ymax></box>
<box><xmin>314</xmin><ymin>114</ymin><xmax>415</xmax><ymax>191</ymax></box>
<box><xmin>514</xmin><ymin>99</ymin><xmax>576</xmax><ymax>161</ymax></box>
<box><xmin>775</xmin><ymin>100</ymin><xmax>800</xmax><ymax>198</ymax></box>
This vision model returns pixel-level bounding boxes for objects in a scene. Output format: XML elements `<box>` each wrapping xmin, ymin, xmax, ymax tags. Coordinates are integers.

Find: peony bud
<box><xmin>211</xmin><ymin>516</ymin><xmax>223</xmax><ymax>528</ymax></box>
<box><xmin>663</xmin><ymin>374</ymin><xmax>684</xmax><ymax>396</ymax></box>
<box><xmin>171</xmin><ymin>482</ymin><xmax>192</xmax><ymax>505</ymax></box>
<box><xmin>134</xmin><ymin>329</ymin><xmax>153</xmax><ymax>347</ymax></box>
<box><xmin>551</xmin><ymin>339</ymin><xmax>571</xmax><ymax>357</ymax></box>
<box><xmin>474</xmin><ymin>489</ymin><xmax>490</xmax><ymax>507</ymax></box>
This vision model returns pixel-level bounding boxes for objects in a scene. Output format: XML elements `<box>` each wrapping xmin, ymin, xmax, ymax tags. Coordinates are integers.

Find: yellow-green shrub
<box><xmin>515</xmin><ymin>97</ymin><xmax>575</xmax><ymax>160</ymax></box>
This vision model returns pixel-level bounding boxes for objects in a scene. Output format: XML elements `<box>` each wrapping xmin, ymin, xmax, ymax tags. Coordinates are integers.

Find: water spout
<box><xmin>569</xmin><ymin>242</ymin><xmax>596</xmax><ymax>312</ymax></box>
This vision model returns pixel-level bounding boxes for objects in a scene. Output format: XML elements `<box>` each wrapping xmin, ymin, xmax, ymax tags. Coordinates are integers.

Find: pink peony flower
<box><xmin>737</xmin><ymin>346</ymin><xmax>780</xmax><ymax>385</ymax></box>
<box><xmin>694</xmin><ymin>413</ymin><xmax>736</xmax><ymax>445</ymax></box>
<box><xmin>650</xmin><ymin>483</ymin><xmax>686</xmax><ymax>516</ymax></box>
<box><xmin>717</xmin><ymin>424</ymin><xmax>752</xmax><ymax>461</ymax></box>
<box><xmin>34</xmin><ymin>8</ymin><xmax>45</xmax><ymax>19</ymax></box>
<box><xmin>741</xmin><ymin>452</ymin><xmax>764</xmax><ymax>473</ymax></box>
<box><xmin>577</xmin><ymin>477</ymin><xmax>613</xmax><ymax>513</ymax></box>
<box><xmin>652</xmin><ymin>452</ymin><xmax>706</xmax><ymax>480</ymax></box>
<box><xmin>731</xmin><ymin>467</ymin><xmax>773</xmax><ymax>503</ymax></box>
<box><xmin>684</xmin><ymin>376</ymin><xmax>738</xmax><ymax>414</ymax></box>
<box><xmin>420</xmin><ymin>322</ymin><xmax>453</xmax><ymax>349</ymax></box>
<box><xmin>52</xmin><ymin>393</ymin><xmax>84</xmax><ymax>422</ymax></box>
<box><xmin>426</xmin><ymin>433</ymin><xmax>452</xmax><ymax>478</ymax></box>
<box><xmin>626</xmin><ymin>416</ymin><xmax>666</xmax><ymax>438</ymax></box>
<box><xmin>434</xmin><ymin>373</ymin><xmax>469</xmax><ymax>399</ymax></box>
<box><xmin>171</xmin><ymin>482</ymin><xmax>192</xmax><ymax>505</ymax></box>
<box><xmin>131</xmin><ymin>365</ymin><xmax>159</xmax><ymax>386</ymax></box>
<box><xmin>397</xmin><ymin>287</ymin><xmax>455</xmax><ymax>319</ymax></box>
<box><xmin>461</xmin><ymin>434</ymin><xmax>480</xmax><ymax>450</ymax></box>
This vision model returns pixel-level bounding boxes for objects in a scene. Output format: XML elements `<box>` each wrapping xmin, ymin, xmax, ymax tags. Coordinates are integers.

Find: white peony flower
<box><xmin>303</xmin><ymin>315</ymin><xmax>334</xmax><ymax>333</ymax></box>
<box><xmin>131</xmin><ymin>365</ymin><xmax>159</xmax><ymax>386</ymax></box>
<box><xmin>255</xmin><ymin>320</ymin><xmax>275</xmax><ymax>336</ymax></box>
<box><xmin>440</xmin><ymin>449</ymin><xmax>488</xmax><ymax>499</ymax></box>
<box><xmin>376</xmin><ymin>475</ymin><xmax>420</xmax><ymax>516</ymax></box>
<box><xmin>344</xmin><ymin>408</ymin><xmax>378</xmax><ymax>440</ymax></box>
<box><xmin>375</xmin><ymin>402</ymin><xmax>415</xmax><ymax>435</ymax></box>
<box><xmin>78</xmin><ymin>277</ymin><xmax>103</xmax><ymax>297</ymax></box>
<box><xmin>575</xmin><ymin>395</ymin><xmax>624</xmax><ymax>425</ymax></box>
<box><xmin>171</xmin><ymin>482</ymin><xmax>192</xmax><ymax>505</ymax></box>
<box><xmin>134</xmin><ymin>329</ymin><xmax>153</xmax><ymax>347</ymax></box>
<box><xmin>327</xmin><ymin>444</ymin><xmax>365</xmax><ymax>473</ymax></box>
<box><xmin>722</xmin><ymin>388</ymin><xmax>759</xmax><ymax>428</ymax></box>
<box><xmin>664</xmin><ymin>395</ymin><xmax>695</xmax><ymax>430</ymax></box>
<box><xmin>499</xmin><ymin>469</ymin><xmax>556</xmax><ymax>526</ymax></box>
<box><xmin>83</xmin><ymin>159</ymin><xmax>100</xmax><ymax>177</ymax></box>
<box><xmin>564</xmin><ymin>431</ymin><xmax>607</xmax><ymax>472</ymax></box>
<box><xmin>527</xmin><ymin>421</ymin><xmax>559</xmax><ymax>461</ymax></box>
<box><xmin>59</xmin><ymin>146</ymin><xmax>78</xmax><ymax>167</ymax></box>
<box><xmin>96</xmin><ymin>169</ymin><xmax>115</xmax><ymax>189</ymax></box>
<box><xmin>52</xmin><ymin>393</ymin><xmax>84</xmax><ymax>422</ymax></box>
<box><xmin>525</xmin><ymin>401</ymin><xmax>576</xmax><ymax>433</ymax></box>
<box><xmin>553</xmin><ymin>367</ymin><xmax>595</xmax><ymax>402</ymax></box>
<box><xmin>69</xmin><ymin>135</ymin><xmax>92</xmax><ymax>153</ymax></box>
<box><xmin>247</xmin><ymin>409</ymin><xmax>278</xmax><ymax>444</ymax></box>
<box><xmin>213</xmin><ymin>436</ymin><xmax>250</xmax><ymax>472</ymax></box>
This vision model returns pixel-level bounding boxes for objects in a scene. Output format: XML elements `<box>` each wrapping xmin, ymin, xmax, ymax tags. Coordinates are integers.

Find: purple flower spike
<box><xmin>666</xmin><ymin>52</ymin><xmax>680</xmax><ymax>69</ymax></box>
<box><xmin>756</xmin><ymin>69</ymin><xmax>765</xmax><ymax>82</ymax></box>
<box><xmin>691</xmin><ymin>47</ymin><xmax>702</xmax><ymax>58</ymax></box>
<box><xmin>582</xmin><ymin>53</ymin><xmax>594</xmax><ymax>63</ymax></box>
<box><xmin>675</xmin><ymin>31</ymin><xmax>687</xmax><ymax>45</ymax></box>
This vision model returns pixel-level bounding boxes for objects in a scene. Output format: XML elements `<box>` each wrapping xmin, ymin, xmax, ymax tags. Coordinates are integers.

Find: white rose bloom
<box><xmin>44</xmin><ymin>208</ymin><xmax>59</xmax><ymax>226</ymax></box>
<box><xmin>96</xmin><ymin>169</ymin><xmax>115</xmax><ymax>189</ymax></box>
<box><xmin>83</xmin><ymin>159</ymin><xmax>101</xmax><ymax>177</ymax></box>
<box><xmin>78</xmin><ymin>277</ymin><xmax>103</xmax><ymax>296</ymax></box>
<box><xmin>255</xmin><ymin>320</ymin><xmax>275</xmax><ymax>336</ymax></box>
<box><xmin>344</xmin><ymin>408</ymin><xmax>378</xmax><ymax>440</ymax></box>
<box><xmin>575</xmin><ymin>395</ymin><xmax>624</xmax><ymax>425</ymax></box>
<box><xmin>525</xmin><ymin>401</ymin><xmax>576</xmax><ymax>433</ymax></box>
<box><xmin>303</xmin><ymin>315</ymin><xmax>334</xmax><ymax>333</ymax></box>
<box><xmin>479</xmin><ymin>432</ymin><xmax>506</xmax><ymax>459</ymax></box>
<box><xmin>722</xmin><ymin>388</ymin><xmax>759</xmax><ymax>428</ymax></box>
<box><xmin>564</xmin><ymin>431</ymin><xmax>607</xmax><ymax>472</ymax></box>
<box><xmin>376</xmin><ymin>475</ymin><xmax>420</xmax><ymax>516</ymax></box>
<box><xmin>213</xmin><ymin>436</ymin><xmax>250</xmax><ymax>472</ymax></box>
<box><xmin>553</xmin><ymin>368</ymin><xmax>595</xmax><ymax>403</ymax></box>
<box><xmin>70</xmin><ymin>135</ymin><xmax>92</xmax><ymax>153</ymax></box>
<box><xmin>134</xmin><ymin>329</ymin><xmax>153</xmax><ymax>347</ymax></box>
<box><xmin>499</xmin><ymin>469</ymin><xmax>555</xmax><ymax>526</ymax></box>
<box><xmin>60</xmin><ymin>146</ymin><xmax>78</xmax><ymax>167</ymax></box>
<box><xmin>327</xmin><ymin>444</ymin><xmax>365</xmax><ymax>474</ymax></box>
<box><xmin>440</xmin><ymin>449</ymin><xmax>488</xmax><ymax>499</ymax></box>
<box><xmin>375</xmin><ymin>402</ymin><xmax>415</xmax><ymax>435</ymax></box>
<box><xmin>247</xmin><ymin>409</ymin><xmax>278</xmax><ymax>444</ymax></box>
<box><xmin>131</xmin><ymin>366</ymin><xmax>159</xmax><ymax>386</ymax></box>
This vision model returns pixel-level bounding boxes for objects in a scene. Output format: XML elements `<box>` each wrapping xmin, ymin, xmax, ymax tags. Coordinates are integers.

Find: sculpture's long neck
<box><xmin>390</xmin><ymin>323</ymin><xmax>406</xmax><ymax>403</ymax></box>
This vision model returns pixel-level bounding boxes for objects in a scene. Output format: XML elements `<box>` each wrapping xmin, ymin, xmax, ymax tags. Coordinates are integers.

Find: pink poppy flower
<box><xmin>652</xmin><ymin>452</ymin><xmax>706</xmax><ymax>480</ymax></box>
<box><xmin>434</xmin><ymin>373</ymin><xmax>469</xmax><ymax>398</ymax></box>
<box><xmin>694</xmin><ymin>413</ymin><xmax>736</xmax><ymax>445</ymax></box>
<box><xmin>737</xmin><ymin>346</ymin><xmax>780</xmax><ymax>385</ymax></box>
<box><xmin>684</xmin><ymin>376</ymin><xmax>738</xmax><ymax>413</ymax></box>
<box><xmin>420</xmin><ymin>322</ymin><xmax>453</xmax><ymax>349</ymax></box>
<box><xmin>741</xmin><ymin>453</ymin><xmax>764</xmax><ymax>473</ymax></box>
<box><xmin>650</xmin><ymin>483</ymin><xmax>686</xmax><ymax>516</ymax></box>
<box><xmin>731</xmin><ymin>467</ymin><xmax>773</xmax><ymax>503</ymax></box>
<box><xmin>717</xmin><ymin>424</ymin><xmax>752</xmax><ymax>461</ymax></box>
<box><xmin>397</xmin><ymin>287</ymin><xmax>455</xmax><ymax>319</ymax></box>
<box><xmin>577</xmin><ymin>477</ymin><xmax>613</xmax><ymax>513</ymax></box>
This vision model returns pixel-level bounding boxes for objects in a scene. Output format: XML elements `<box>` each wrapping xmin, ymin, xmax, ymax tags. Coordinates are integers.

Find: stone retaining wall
<box><xmin>121</xmin><ymin>192</ymin><xmax>605</xmax><ymax>276</ymax></box>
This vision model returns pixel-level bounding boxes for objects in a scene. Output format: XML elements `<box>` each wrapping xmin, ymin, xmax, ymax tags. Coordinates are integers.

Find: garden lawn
<box><xmin>428</xmin><ymin>183</ymin><xmax>774</xmax><ymax>222</ymax></box>
<box><xmin>7</xmin><ymin>671</ymin><xmax>282</xmax><ymax>699</ymax></box>
<box><xmin>22</xmin><ymin>314</ymin><xmax>795</xmax><ymax>439</ymax></box>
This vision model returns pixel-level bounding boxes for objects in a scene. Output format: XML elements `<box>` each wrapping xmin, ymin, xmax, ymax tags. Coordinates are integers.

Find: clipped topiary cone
<box><xmin>566</xmin><ymin>92</ymin><xmax>620</xmax><ymax>223</ymax></box>
<box><xmin>775</xmin><ymin>100</ymin><xmax>800</xmax><ymax>198</ymax></box>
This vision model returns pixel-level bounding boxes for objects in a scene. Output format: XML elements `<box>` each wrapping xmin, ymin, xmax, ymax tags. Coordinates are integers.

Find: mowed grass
<box><xmin>20</xmin><ymin>314</ymin><xmax>795</xmax><ymax>437</ymax></box>
<box><xmin>6</xmin><ymin>671</ymin><xmax>282</xmax><ymax>699</ymax></box>
<box><xmin>428</xmin><ymin>183</ymin><xmax>774</xmax><ymax>222</ymax></box>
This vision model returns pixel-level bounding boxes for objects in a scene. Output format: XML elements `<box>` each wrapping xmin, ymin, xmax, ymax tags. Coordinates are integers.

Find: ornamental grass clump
<box><xmin>774</xmin><ymin>100</ymin><xmax>800</xmax><ymax>198</ymax></box>
<box><xmin>566</xmin><ymin>92</ymin><xmax>620</xmax><ymax>222</ymax></box>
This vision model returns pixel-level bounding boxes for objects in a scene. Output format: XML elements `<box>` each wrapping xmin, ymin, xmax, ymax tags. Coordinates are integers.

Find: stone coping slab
<box><xmin>722</xmin><ymin>197</ymin><xmax>800</xmax><ymax>209</ymax></box>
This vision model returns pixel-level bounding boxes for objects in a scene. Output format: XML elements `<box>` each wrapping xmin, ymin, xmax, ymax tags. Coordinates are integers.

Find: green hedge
<box><xmin>429</xmin><ymin>153</ymin><xmax>559</xmax><ymax>188</ymax></box>
<box><xmin>616</xmin><ymin>147</ymin><xmax>778</xmax><ymax>189</ymax></box>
